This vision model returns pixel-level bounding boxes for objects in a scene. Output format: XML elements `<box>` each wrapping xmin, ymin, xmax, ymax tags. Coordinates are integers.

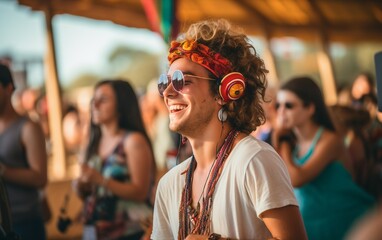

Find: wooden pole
<box><xmin>263</xmin><ymin>31</ymin><xmax>279</xmax><ymax>86</ymax></box>
<box><xmin>317</xmin><ymin>32</ymin><xmax>337</xmax><ymax>106</ymax></box>
<box><xmin>44</xmin><ymin>5</ymin><xmax>66</xmax><ymax>179</ymax></box>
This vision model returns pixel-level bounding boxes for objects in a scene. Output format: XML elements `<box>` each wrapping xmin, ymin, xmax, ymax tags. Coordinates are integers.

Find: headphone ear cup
<box><xmin>219</xmin><ymin>72</ymin><xmax>246</xmax><ymax>102</ymax></box>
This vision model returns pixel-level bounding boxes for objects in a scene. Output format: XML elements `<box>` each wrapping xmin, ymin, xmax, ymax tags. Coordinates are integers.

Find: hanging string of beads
<box><xmin>178</xmin><ymin>129</ymin><xmax>239</xmax><ymax>240</ymax></box>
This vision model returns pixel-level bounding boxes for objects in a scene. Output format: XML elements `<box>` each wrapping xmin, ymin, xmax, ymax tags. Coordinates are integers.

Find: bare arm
<box><xmin>2</xmin><ymin>120</ymin><xmax>47</xmax><ymax>188</ymax></box>
<box><xmin>278</xmin><ymin>131</ymin><xmax>343</xmax><ymax>187</ymax></box>
<box><xmin>111</xmin><ymin>132</ymin><xmax>154</xmax><ymax>201</ymax></box>
<box><xmin>262</xmin><ymin>205</ymin><xmax>307</xmax><ymax>240</ymax></box>
<box><xmin>82</xmin><ymin>132</ymin><xmax>154</xmax><ymax>201</ymax></box>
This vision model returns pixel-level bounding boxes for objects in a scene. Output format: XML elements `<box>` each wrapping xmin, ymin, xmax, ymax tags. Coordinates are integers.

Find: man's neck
<box><xmin>187</xmin><ymin>124</ymin><xmax>233</xmax><ymax>169</ymax></box>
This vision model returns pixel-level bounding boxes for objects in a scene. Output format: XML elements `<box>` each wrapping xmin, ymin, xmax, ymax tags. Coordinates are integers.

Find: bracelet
<box><xmin>0</xmin><ymin>163</ymin><xmax>6</xmax><ymax>176</ymax></box>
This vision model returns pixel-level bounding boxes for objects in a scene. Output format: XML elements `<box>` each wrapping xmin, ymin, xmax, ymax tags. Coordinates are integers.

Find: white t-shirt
<box><xmin>151</xmin><ymin>136</ymin><xmax>298</xmax><ymax>240</ymax></box>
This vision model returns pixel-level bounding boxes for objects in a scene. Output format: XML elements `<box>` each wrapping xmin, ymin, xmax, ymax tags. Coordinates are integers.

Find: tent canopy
<box><xmin>18</xmin><ymin>0</ymin><xmax>382</xmax><ymax>42</ymax></box>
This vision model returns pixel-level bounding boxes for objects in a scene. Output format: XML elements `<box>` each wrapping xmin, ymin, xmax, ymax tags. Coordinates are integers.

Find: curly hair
<box><xmin>178</xmin><ymin>19</ymin><xmax>268</xmax><ymax>134</ymax></box>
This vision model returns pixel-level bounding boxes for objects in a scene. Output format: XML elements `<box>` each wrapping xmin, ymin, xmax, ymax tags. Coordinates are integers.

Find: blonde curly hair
<box><xmin>178</xmin><ymin>19</ymin><xmax>268</xmax><ymax>134</ymax></box>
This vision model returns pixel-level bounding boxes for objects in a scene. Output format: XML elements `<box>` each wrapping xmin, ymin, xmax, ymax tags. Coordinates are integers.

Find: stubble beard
<box><xmin>169</xmin><ymin>109</ymin><xmax>215</xmax><ymax>137</ymax></box>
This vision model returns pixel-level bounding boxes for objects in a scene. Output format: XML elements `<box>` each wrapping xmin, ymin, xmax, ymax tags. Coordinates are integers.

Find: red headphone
<box><xmin>219</xmin><ymin>72</ymin><xmax>246</xmax><ymax>102</ymax></box>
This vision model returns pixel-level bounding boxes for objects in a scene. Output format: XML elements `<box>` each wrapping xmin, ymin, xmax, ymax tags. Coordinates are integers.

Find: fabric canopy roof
<box><xmin>18</xmin><ymin>0</ymin><xmax>382</xmax><ymax>42</ymax></box>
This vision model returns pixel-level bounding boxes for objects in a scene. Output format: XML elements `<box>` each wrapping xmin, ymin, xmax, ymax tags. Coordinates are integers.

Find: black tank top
<box><xmin>0</xmin><ymin>117</ymin><xmax>41</xmax><ymax>222</ymax></box>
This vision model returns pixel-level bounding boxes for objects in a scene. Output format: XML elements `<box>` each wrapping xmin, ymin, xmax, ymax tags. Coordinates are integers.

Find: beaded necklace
<box><xmin>178</xmin><ymin>129</ymin><xmax>239</xmax><ymax>240</ymax></box>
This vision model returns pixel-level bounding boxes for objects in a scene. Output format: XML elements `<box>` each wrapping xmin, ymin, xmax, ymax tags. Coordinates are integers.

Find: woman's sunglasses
<box><xmin>158</xmin><ymin>70</ymin><xmax>215</xmax><ymax>96</ymax></box>
<box><xmin>275</xmin><ymin>102</ymin><xmax>296</xmax><ymax>110</ymax></box>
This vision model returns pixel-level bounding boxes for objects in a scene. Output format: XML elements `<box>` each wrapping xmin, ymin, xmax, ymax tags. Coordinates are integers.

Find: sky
<box><xmin>0</xmin><ymin>0</ymin><xmax>167</xmax><ymax>88</ymax></box>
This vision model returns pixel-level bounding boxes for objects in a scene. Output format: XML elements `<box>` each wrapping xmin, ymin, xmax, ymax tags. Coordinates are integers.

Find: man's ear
<box><xmin>215</xmin><ymin>96</ymin><xmax>226</xmax><ymax>106</ymax></box>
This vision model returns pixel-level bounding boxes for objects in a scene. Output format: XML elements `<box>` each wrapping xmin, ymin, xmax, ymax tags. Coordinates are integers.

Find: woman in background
<box><xmin>273</xmin><ymin>76</ymin><xmax>375</xmax><ymax>240</ymax></box>
<box><xmin>350</xmin><ymin>72</ymin><xmax>375</xmax><ymax>104</ymax></box>
<box><xmin>75</xmin><ymin>79</ymin><xmax>155</xmax><ymax>240</ymax></box>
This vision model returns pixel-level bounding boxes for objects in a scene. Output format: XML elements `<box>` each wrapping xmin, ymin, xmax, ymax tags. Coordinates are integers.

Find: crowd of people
<box><xmin>0</xmin><ymin>18</ymin><xmax>381</xmax><ymax>240</ymax></box>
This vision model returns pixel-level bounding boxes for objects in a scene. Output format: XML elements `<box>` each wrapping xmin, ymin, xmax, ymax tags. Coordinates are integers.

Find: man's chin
<box><xmin>169</xmin><ymin>122</ymin><xmax>187</xmax><ymax>135</ymax></box>
<box><xmin>169</xmin><ymin>122</ymin><xmax>179</xmax><ymax>132</ymax></box>
<box><xmin>169</xmin><ymin>125</ymin><xmax>182</xmax><ymax>133</ymax></box>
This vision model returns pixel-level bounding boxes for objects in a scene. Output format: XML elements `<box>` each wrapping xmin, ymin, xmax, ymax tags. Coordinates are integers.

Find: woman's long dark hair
<box><xmin>281</xmin><ymin>76</ymin><xmax>335</xmax><ymax>131</ymax></box>
<box><xmin>85</xmin><ymin>79</ymin><xmax>154</xmax><ymax>162</ymax></box>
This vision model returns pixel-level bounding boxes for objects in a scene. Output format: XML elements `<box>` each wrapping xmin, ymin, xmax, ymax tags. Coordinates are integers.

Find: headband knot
<box><xmin>168</xmin><ymin>40</ymin><xmax>233</xmax><ymax>78</ymax></box>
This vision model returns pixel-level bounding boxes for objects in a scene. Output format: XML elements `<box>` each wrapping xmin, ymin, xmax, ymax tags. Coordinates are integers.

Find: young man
<box><xmin>0</xmin><ymin>64</ymin><xmax>47</xmax><ymax>239</ymax></box>
<box><xmin>151</xmin><ymin>19</ymin><xmax>307</xmax><ymax>240</ymax></box>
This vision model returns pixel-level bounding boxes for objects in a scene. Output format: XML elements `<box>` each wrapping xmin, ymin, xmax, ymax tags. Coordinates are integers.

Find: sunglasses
<box><xmin>158</xmin><ymin>70</ymin><xmax>215</xmax><ymax>96</ymax></box>
<box><xmin>275</xmin><ymin>102</ymin><xmax>296</xmax><ymax>110</ymax></box>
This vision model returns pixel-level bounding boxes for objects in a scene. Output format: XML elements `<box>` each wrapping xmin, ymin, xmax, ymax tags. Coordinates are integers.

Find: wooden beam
<box><xmin>257</xmin><ymin>24</ymin><xmax>382</xmax><ymax>42</ymax></box>
<box><xmin>307</xmin><ymin>0</ymin><xmax>329</xmax><ymax>27</ymax></box>
<box><xmin>235</xmin><ymin>0</ymin><xmax>271</xmax><ymax>26</ymax></box>
<box><xmin>18</xmin><ymin>0</ymin><xmax>151</xmax><ymax>29</ymax></box>
<box><xmin>54</xmin><ymin>0</ymin><xmax>150</xmax><ymax>29</ymax></box>
<box><xmin>44</xmin><ymin>3</ymin><xmax>67</xmax><ymax>179</ymax></box>
<box><xmin>366</xmin><ymin>1</ymin><xmax>382</xmax><ymax>23</ymax></box>
<box><xmin>18</xmin><ymin>0</ymin><xmax>382</xmax><ymax>42</ymax></box>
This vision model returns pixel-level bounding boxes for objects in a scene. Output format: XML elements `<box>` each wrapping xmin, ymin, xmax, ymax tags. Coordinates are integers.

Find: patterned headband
<box><xmin>168</xmin><ymin>40</ymin><xmax>233</xmax><ymax>78</ymax></box>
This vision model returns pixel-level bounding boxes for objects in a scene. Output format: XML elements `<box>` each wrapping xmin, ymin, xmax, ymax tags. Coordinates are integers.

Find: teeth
<box><xmin>169</xmin><ymin>105</ymin><xmax>186</xmax><ymax>111</ymax></box>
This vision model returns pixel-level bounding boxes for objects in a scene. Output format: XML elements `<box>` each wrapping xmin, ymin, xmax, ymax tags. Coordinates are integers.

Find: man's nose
<box><xmin>163</xmin><ymin>81</ymin><xmax>177</xmax><ymax>98</ymax></box>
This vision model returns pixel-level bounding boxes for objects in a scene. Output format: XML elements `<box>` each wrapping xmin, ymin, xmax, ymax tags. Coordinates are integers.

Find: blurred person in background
<box><xmin>34</xmin><ymin>94</ymin><xmax>51</xmax><ymax>156</ymax></box>
<box><xmin>361</xmin><ymin>93</ymin><xmax>382</xmax><ymax>200</ymax></box>
<box><xmin>336</xmin><ymin>84</ymin><xmax>352</xmax><ymax>107</ymax></box>
<box><xmin>328</xmin><ymin>105</ymin><xmax>371</xmax><ymax>182</ymax></box>
<box><xmin>142</xmin><ymin>80</ymin><xmax>175</xmax><ymax>175</ymax></box>
<box><xmin>0</xmin><ymin>63</ymin><xmax>47</xmax><ymax>239</ymax></box>
<box><xmin>346</xmin><ymin>204</ymin><xmax>382</xmax><ymax>240</ymax></box>
<box><xmin>251</xmin><ymin>84</ymin><xmax>278</xmax><ymax>145</ymax></box>
<box><xmin>10</xmin><ymin>89</ymin><xmax>26</xmax><ymax>116</ymax></box>
<box><xmin>273</xmin><ymin>76</ymin><xmax>376</xmax><ymax>240</ymax></box>
<box><xmin>361</xmin><ymin>93</ymin><xmax>382</xmax><ymax>152</ymax></box>
<box><xmin>350</xmin><ymin>72</ymin><xmax>376</xmax><ymax>107</ymax></box>
<box><xmin>74</xmin><ymin>79</ymin><xmax>155</xmax><ymax>240</ymax></box>
<box><xmin>62</xmin><ymin>105</ymin><xmax>83</xmax><ymax>155</ymax></box>
<box><xmin>20</xmin><ymin>88</ymin><xmax>39</xmax><ymax>121</ymax></box>
<box><xmin>343</xmin><ymin>83</ymin><xmax>382</xmax><ymax>200</ymax></box>
<box><xmin>0</xmin><ymin>174</ymin><xmax>22</xmax><ymax>239</ymax></box>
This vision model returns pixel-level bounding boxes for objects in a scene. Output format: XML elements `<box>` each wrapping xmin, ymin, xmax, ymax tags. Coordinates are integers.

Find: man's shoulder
<box><xmin>234</xmin><ymin>135</ymin><xmax>276</xmax><ymax>156</ymax></box>
<box><xmin>158</xmin><ymin>157</ymin><xmax>191</xmax><ymax>186</ymax></box>
<box><xmin>230</xmin><ymin>135</ymin><xmax>282</xmax><ymax>169</ymax></box>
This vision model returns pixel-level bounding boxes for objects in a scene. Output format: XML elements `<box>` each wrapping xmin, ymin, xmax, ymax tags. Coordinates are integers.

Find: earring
<box><xmin>218</xmin><ymin>108</ymin><xmax>227</xmax><ymax>122</ymax></box>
